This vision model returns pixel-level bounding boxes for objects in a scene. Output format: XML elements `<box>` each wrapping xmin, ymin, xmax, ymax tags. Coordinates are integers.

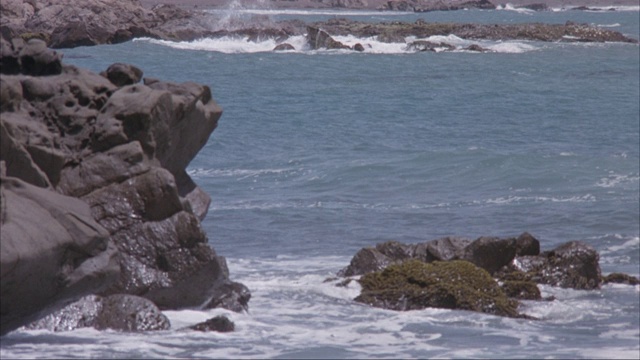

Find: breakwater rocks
<box><xmin>0</xmin><ymin>38</ymin><xmax>249</xmax><ymax>335</ymax></box>
<box><xmin>337</xmin><ymin>233</ymin><xmax>639</xmax><ymax>318</ymax></box>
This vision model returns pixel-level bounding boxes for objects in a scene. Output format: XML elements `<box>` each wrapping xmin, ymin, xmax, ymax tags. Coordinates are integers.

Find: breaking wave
<box><xmin>135</xmin><ymin>35</ymin><xmax>539</xmax><ymax>54</ymax></box>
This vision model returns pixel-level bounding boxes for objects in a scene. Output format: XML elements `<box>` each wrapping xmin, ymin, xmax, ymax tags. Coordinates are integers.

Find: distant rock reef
<box><xmin>1</xmin><ymin>0</ymin><xmax>637</xmax><ymax>51</ymax></box>
<box><xmin>333</xmin><ymin>233</ymin><xmax>639</xmax><ymax>318</ymax></box>
<box><xmin>0</xmin><ymin>37</ymin><xmax>249</xmax><ymax>335</ymax></box>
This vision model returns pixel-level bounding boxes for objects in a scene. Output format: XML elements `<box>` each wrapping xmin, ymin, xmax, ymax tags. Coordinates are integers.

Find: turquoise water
<box><xmin>1</xmin><ymin>7</ymin><xmax>638</xmax><ymax>359</ymax></box>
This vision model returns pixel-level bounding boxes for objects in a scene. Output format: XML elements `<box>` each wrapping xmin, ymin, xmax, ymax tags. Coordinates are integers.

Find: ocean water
<box><xmin>2</xmin><ymin>6</ymin><xmax>639</xmax><ymax>359</ymax></box>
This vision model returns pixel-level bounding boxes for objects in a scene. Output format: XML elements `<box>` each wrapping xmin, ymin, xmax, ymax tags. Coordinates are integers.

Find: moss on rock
<box><xmin>355</xmin><ymin>259</ymin><xmax>521</xmax><ymax>318</ymax></box>
<box><xmin>500</xmin><ymin>280</ymin><xmax>541</xmax><ymax>300</ymax></box>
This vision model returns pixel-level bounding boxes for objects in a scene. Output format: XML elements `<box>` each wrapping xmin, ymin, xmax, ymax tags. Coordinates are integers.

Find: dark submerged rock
<box><xmin>463</xmin><ymin>44</ymin><xmax>490</xmax><ymax>52</ymax></box>
<box><xmin>273</xmin><ymin>43</ymin><xmax>295</xmax><ymax>51</ymax></box>
<box><xmin>355</xmin><ymin>260</ymin><xmax>521</xmax><ymax>318</ymax></box>
<box><xmin>189</xmin><ymin>315</ymin><xmax>235</xmax><ymax>333</ymax></box>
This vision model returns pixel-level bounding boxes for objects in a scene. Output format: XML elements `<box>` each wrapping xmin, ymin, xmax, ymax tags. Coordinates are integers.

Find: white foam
<box><xmin>188</xmin><ymin>167</ymin><xmax>295</xmax><ymax>179</ymax></box>
<box><xmin>596</xmin><ymin>173</ymin><xmax>640</xmax><ymax>188</ymax></box>
<box><xmin>600</xmin><ymin>236</ymin><xmax>640</xmax><ymax>255</ymax></box>
<box><xmin>597</xmin><ymin>23</ymin><xmax>622</xmax><ymax>28</ymax></box>
<box><xmin>135</xmin><ymin>35</ymin><xmax>310</xmax><ymax>54</ymax></box>
<box><xmin>496</xmin><ymin>3</ymin><xmax>535</xmax><ymax>14</ymax></box>
<box><xmin>135</xmin><ymin>34</ymin><xmax>539</xmax><ymax>55</ymax></box>
<box><xmin>482</xmin><ymin>194</ymin><xmax>596</xmax><ymax>205</ymax></box>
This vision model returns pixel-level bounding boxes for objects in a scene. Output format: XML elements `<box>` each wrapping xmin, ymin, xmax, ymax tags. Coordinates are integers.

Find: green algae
<box><xmin>355</xmin><ymin>259</ymin><xmax>520</xmax><ymax>318</ymax></box>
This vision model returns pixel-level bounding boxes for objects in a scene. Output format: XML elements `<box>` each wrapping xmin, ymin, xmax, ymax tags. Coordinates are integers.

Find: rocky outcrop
<box><xmin>24</xmin><ymin>294</ymin><xmax>170</xmax><ymax>332</ymax></box>
<box><xmin>355</xmin><ymin>260</ymin><xmax>523</xmax><ymax>318</ymax></box>
<box><xmin>309</xmin><ymin>18</ymin><xmax>638</xmax><ymax>44</ymax></box>
<box><xmin>0</xmin><ymin>38</ymin><xmax>249</xmax><ymax>334</ymax></box>
<box><xmin>0</xmin><ymin>0</ymin><xmax>215</xmax><ymax>48</ymax></box>
<box><xmin>339</xmin><ymin>233</ymin><xmax>637</xmax><ymax>315</ymax></box>
<box><xmin>379</xmin><ymin>0</ymin><xmax>496</xmax><ymax>12</ymax></box>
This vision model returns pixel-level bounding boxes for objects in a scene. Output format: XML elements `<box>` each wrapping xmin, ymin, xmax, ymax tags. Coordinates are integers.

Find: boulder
<box><xmin>102</xmin><ymin>63</ymin><xmax>143</xmax><ymax>87</ymax></box>
<box><xmin>514</xmin><ymin>232</ymin><xmax>540</xmax><ymax>256</ymax></box>
<box><xmin>306</xmin><ymin>26</ymin><xmax>351</xmax><ymax>50</ymax></box>
<box><xmin>188</xmin><ymin>315</ymin><xmax>235</xmax><ymax>332</ymax></box>
<box><xmin>420</xmin><ymin>236</ymin><xmax>470</xmax><ymax>262</ymax></box>
<box><xmin>0</xmin><ymin>176</ymin><xmax>119</xmax><ymax>335</ymax></box>
<box><xmin>461</xmin><ymin>236</ymin><xmax>517</xmax><ymax>275</ymax></box>
<box><xmin>25</xmin><ymin>294</ymin><xmax>170</xmax><ymax>332</ymax></box>
<box><xmin>355</xmin><ymin>260</ymin><xmax>522</xmax><ymax>318</ymax></box>
<box><xmin>510</xmin><ymin>241</ymin><xmax>602</xmax><ymax>290</ymax></box>
<box><xmin>337</xmin><ymin>246</ymin><xmax>393</xmax><ymax>277</ymax></box>
<box><xmin>273</xmin><ymin>43</ymin><xmax>295</xmax><ymax>51</ymax></box>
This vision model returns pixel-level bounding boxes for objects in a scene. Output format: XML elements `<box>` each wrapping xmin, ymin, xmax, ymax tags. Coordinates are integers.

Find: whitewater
<box><xmin>1</xmin><ymin>6</ymin><xmax>638</xmax><ymax>359</ymax></box>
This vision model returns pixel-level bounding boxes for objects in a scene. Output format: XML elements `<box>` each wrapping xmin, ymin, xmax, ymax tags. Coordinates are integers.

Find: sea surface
<box><xmin>1</xmin><ymin>5</ymin><xmax>639</xmax><ymax>359</ymax></box>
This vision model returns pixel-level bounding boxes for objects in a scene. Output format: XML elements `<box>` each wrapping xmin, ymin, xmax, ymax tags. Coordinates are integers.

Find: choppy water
<box><xmin>2</xmin><ymin>6</ymin><xmax>639</xmax><ymax>359</ymax></box>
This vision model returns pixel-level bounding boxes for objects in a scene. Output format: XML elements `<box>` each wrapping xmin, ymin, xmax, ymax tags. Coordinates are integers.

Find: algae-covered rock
<box><xmin>355</xmin><ymin>260</ymin><xmax>521</xmax><ymax>318</ymax></box>
<box><xmin>500</xmin><ymin>280</ymin><xmax>541</xmax><ymax>300</ymax></box>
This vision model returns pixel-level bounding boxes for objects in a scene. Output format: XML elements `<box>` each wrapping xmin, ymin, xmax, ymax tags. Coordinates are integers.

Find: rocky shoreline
<box><xmin>1</xmin><ymin>0</ymin><xmax>637</xmax><ymax>49</ymax></box>
<box><xmin>333</xmin><ymin>234</ymin><xmax>639</xmax><ymax>317</ymax></box>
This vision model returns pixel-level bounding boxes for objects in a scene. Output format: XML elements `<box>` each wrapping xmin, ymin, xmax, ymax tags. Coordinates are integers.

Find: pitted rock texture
<box><xmin>1</xmin><ymin>38</ymin><xmax>250</xmax><ymax>334</ymax></box>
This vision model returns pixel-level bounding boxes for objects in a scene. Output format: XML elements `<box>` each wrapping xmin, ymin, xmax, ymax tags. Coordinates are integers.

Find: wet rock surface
<box><xmin>341</xmin><ymin>233</ymin><xmax>637</xmax><ymax>316</ymax></box>
<box><xmin>188</xmin><ymin>315</ymin><xmax>235</xmax><ymax>333</ymax></box>
<box><xmin>355</xmin><ymin>260</ymin><xmax>523</xmax><ymax>318</ymax></box>
<box><xmin>24</xmin><ymin>294</ymin><xmax>170</xmax><ymax>332</ymax></box>
<box><xmin>1</xmin><ymin>38</ymin><xmax>249</xmax><ymax>334</ymax></box>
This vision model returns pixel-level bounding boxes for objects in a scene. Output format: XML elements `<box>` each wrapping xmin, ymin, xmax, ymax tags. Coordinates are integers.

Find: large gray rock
<box><xmin>0</xmin><ymin>176</ymin><xmax>119</xmax><ymax>335</ymax></box>
<box><xmin>0</xmin><ymin>38</ymin><xmax>250</xmax><ymax>334</ymax></box>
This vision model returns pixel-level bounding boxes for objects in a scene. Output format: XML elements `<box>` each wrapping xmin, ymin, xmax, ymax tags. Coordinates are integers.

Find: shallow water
<box><xmin>2</xmin><ymin>7</ymin><xmax>638</xmax><ymax>359</ymax></box>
